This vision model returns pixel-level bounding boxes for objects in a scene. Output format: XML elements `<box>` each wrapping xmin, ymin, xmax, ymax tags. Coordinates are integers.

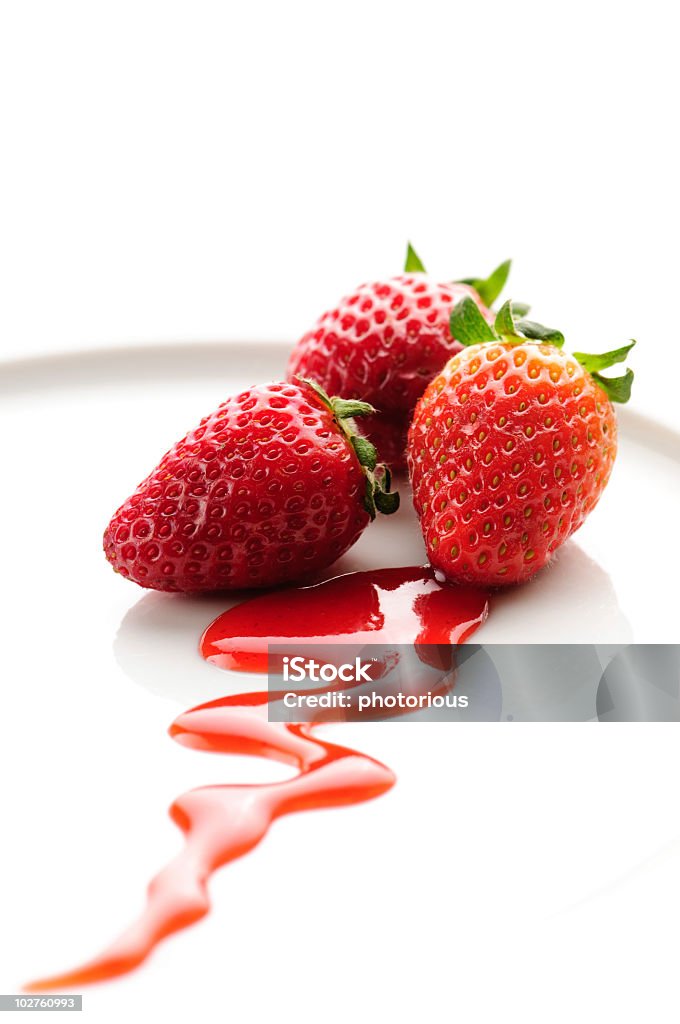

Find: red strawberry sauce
<box><xmin>26</xmin><ymin>566</ymin><xmax>489</xmax><ymax>991</ymax></box>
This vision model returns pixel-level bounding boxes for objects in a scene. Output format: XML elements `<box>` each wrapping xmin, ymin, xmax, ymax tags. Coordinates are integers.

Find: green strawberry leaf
<box><xmin>363</xmin><ymin>464</ymin><xmax>400</xmax><ymax>519</ymax></box>
<box><xmin>363</xmin><ymin>478</ymin><xmax>377</xmax><ymax>518</ymax></box>
<box><xmin>573</xmin><ymin>340</ymin><xmax>636</xmax><ymax>374</ymax></box>
<box><xmin>404</xmin><ymin>242</ymin><xmax>426</xmax><ymax>273</ymax></box>
<box><xmin>373</xmin><ymin>465</ymin><xmax>399</xmax><ymax>514</ymax></box>
<box><xmin>459</xmin><ymin>259</ymin><xmax>511</xmax><ymax>308</ymax></box>
<box><xmin>298</xmin><ymin>376</ymin><xmax>338</xmax><ymax>414</ymax></box>
<box><xmin>515</xmin><ymin>318</ymin><xmax>565</xmax><ymax>348</ymax></box>
<box><xmin>299</xmin><ymin>377</ymin><xmax>376</xmax><ymax>420</ymax></box>
<box><xmin>574</xmin><ymin>340</ymin><xmax>636</xmax><ymax>403</ymax></box>
<box><xmin>374</xmin><ymin>488</ymin><xmax>400</xmax><ymax>514</ymax></box>
<box><xmin>494</xmin><ymin>299</ymin><xmax>517</xmax><ymax>339</ymax></box>
<box><xmin>495</xmin><ymin>300</ymin><xmax>564</xmax><ymax>348</ymax></box>
<box><xmin>297</xmin><ymin>376</ymin><xmax>399</xmax><ymax>519</ymax></box>
<box><xmin>511</xmin><ymin>302</ymin><xmax>531</xmax><ymax>317</ymax></box>
<box><xmin>592</xmin><ymin>368</ymin><xmax>634</xmax><ymax>404</ymax></box>
<box><xmin>351</xmin><ymin>434</ymin><xmax>378</xmax><ymax>471</ymax></box>
<box><xmin>450</xmin><ymin>296</ymin><xmax>497</xmax><ymax>347</ymax></box>
<box><xmin>330</xmin><ymin>396</ymin><xmax>376</xmax><ymax>420</ymax></box>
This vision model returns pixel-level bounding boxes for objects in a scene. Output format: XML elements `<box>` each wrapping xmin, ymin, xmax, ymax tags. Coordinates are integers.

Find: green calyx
<box><xmin>492</xmin><ymin>299</ymin><xmax>565</xmax><ymax>348</ymax></box>
<box><xmin>298</xmin><ymin>378</ymin><xmax>400</xmax><ymax>519</ymax></box>
<box><xmin>404</xmin><ymin>242</ymin><xmax>426</xmax><ymax>273</ymax></box>
<box><xmin>572</xmin><ymin>341</ymin><xmax>635</xmax><ymax>404</ymax></box>
<box><xmin>404</xmin><ymin>244</ymin><xmax>520</xmax><ymax>311</ymax></box>
<box><xmin>449</xmin><ymin>298</ymin><xmax>635</xmax><ymax>405</ymax></box>
<box><xmin>457</xmin><ymin>258</ymin><xmax>512</xmax><ymax>308</ymax></box>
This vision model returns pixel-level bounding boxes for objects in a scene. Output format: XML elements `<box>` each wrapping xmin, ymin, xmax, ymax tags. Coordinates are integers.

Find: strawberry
<box><xmin>286</xmin><ymin>244</ymin><xmax>512</xmax><ymax>470</ymax></box>
<box><xmin>408</xmin><ymin>298</ymin><xmax>635</xmax><ymax>585</ymax></box>
<box><xmin>104</xmin><ymin>379</ymin><xmax>399</xmax><ymax>593</ymax></box>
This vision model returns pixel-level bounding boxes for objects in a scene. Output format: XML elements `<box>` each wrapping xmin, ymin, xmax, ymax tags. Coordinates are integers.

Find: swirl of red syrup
<box><xmin>26</xmin><ymin>566</ymin><xmax>488</xmax><ymax>991</ymax></box>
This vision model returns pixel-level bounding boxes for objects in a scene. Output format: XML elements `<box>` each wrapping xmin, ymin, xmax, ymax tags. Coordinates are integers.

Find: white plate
<box><xmin>1</xmin><ymin>342</ymin><xmax>680</xmax><ymax>1023</ymax></box>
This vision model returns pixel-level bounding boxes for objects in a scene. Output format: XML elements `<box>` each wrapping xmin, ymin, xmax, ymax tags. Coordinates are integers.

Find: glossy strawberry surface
<box><xmin>104</xmin><ymin>381</ymin><xmax>376</xmax><ymax>592</ymax></box>
<box><xmin>408</xmin><ymin>341</ymin><xmax>618</xmax><ymax>585</ymax></box>
<box><xmin>287</xmin><ymin>275</ymin><xmax>490</xmax><ymax>468</ymax></box>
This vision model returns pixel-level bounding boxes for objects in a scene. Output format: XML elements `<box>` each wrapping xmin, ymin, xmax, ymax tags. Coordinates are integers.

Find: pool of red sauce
<box><xmin>26</xmin><ymin>566</ymin><xmax>489</xmax><ymax>991</ymax></box>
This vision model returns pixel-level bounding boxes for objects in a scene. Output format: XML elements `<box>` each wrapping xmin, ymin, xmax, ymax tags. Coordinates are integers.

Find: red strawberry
<box><xmin>408</xmin><ymin>298</ymin><xmax>635</xmax><ymax>585</ymax></box>
<box><xmin>287</xmin><ymin>244</ymin><xmax>511</xmax><ymax>470</ymax></box>
<box><xmin>104</xmin><ymin>379</ymin><xmax>398</xmax><ymax>592</ymax></box>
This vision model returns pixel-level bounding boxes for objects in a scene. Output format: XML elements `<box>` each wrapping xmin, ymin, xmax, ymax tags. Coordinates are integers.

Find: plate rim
<box><xmin>1</xmin><ymin>340</ymin><xmax>678</xmax><ymax>463</ymax></box>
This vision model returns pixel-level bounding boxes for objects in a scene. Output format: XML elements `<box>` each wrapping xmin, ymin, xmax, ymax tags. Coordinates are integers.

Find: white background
<box><xmin>0</xmin><ymin>0</ymin><xmax>678</xmax><ymax>429</ymax></box>
<box><xmin>1</xmin><ymin>2</ymin><xmax>679</xmax><ymax>1022</ymax></box>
